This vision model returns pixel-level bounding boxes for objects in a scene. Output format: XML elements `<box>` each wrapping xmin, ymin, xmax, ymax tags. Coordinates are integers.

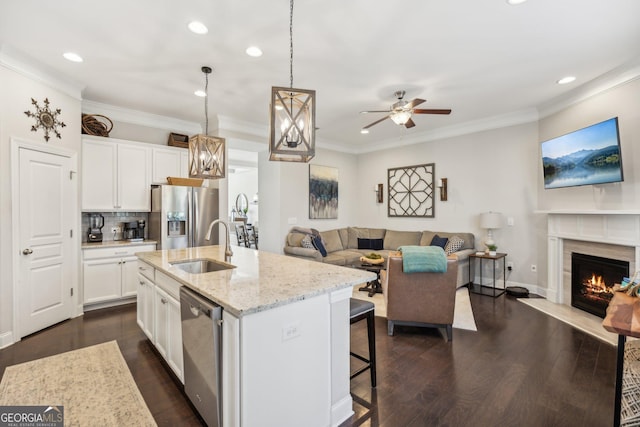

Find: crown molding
<box><xmin>217</xmin><ymin>114</ymin><xmax>269</xmax><ymax>138</ymax></box>
<box><xmin>0</xmin><ymin>45</ymin><xmax>83</xmax><ymax>100</ymax></box>
<box><xmin>81</xmin><ymin>100</ymin><xmax>202</xmax><ymax>135</ymax></box>
<box><xmin>355</xmin><ymin>108</ymin><xmax>540</xmax><ymax>154</ymax></box>
<box><xmin>537</xmin><ymin>55</ymin><xmax>640</xmax><ymax>119</ymax></box>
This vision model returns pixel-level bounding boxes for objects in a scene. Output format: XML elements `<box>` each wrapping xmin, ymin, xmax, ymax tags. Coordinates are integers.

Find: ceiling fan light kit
<box><xmin>361</xmin><ymin>90</ymin><xmax>451</xmax><ymax>131</ymax></box>
<box><xmin>269</xmin><ymin>0</ymin><xmax>315</xmax><ymax>162</ymax></box>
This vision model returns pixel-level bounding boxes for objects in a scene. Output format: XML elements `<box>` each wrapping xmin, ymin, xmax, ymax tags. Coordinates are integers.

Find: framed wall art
<box><xmin>309</xmin><ymin>164</ymin><xmax>338</xmax><ymax>219</ymax></box>
<box><xmin>388</xmin><ymin>163</ymin><xmax>435</xmax><ymax>217</ymax></box>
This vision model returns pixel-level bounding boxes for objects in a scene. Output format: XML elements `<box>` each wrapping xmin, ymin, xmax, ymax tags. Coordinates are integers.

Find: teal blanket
<box><xmin>398</xmin><ymin>245</ymin><xmax>447</xmax><ymax>273</ymax></box>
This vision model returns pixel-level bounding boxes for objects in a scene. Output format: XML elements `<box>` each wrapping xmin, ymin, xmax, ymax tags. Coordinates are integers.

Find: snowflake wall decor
<box><xmin>24</xmin><ymin>98</ymin><xmax>66</xmax><ymax>141</ymax></box>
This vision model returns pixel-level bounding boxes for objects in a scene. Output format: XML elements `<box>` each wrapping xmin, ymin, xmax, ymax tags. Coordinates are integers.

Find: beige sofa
<box><xmin>283</xmin><ymin>227</ymin><xmax>475</xmax><ymax>288</ymax></box>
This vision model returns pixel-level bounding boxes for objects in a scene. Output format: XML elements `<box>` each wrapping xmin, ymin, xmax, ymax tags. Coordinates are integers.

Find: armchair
<box><xmin>381</xmin><ymin>253</ymin><xmax>458</xmax><ymax>341</ymax></box>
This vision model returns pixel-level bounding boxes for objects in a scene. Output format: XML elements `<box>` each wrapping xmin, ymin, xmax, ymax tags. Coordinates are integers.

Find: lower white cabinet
<box><xmin>137</xmin><ymin>273</ymin><xmax>155</xmax><ymax>340</ymax></box>
<box><xmin>83</xmin><ymin>244</ymin><xmax>156</xmax><ymax>307</ymax></box>
<box><xmin>136</xmin><ymin>265</ymin><xmax>184</xmax><ymax>383</ymax></box>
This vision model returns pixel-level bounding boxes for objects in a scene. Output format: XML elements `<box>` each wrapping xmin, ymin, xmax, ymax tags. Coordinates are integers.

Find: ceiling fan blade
<box><xmin>413</xmin><ymin>108</ymin><xmax>452</xmax><ymax>115</ymax></box>
<box><xmin>360</xmin><ymin>110</ymin><xmax>392</xmax><ymax>114</ymax></box>
<box><xmin>405</xmin><ymin>98</ymin><xmax>426</xmax><ymax>109</ymax></box>
<box><xmin>363</xmin><ymin>115</ymin><xmax>391</xmax><ymax>130</ymax></box>
<box><xmin>404</xmin><ymin>118</ymin><xmax>416</xmax><ymax>129</ymax></box>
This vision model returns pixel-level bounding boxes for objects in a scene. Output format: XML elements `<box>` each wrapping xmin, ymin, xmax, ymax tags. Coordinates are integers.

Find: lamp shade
<box><xmin>480</xmin><ymin>212</ymin><xmax>503</xmax><ymax>229</ymax></box>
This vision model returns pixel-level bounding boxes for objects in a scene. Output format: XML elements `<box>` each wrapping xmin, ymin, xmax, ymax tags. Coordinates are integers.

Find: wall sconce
<box><xmin>375</xmin><ymin>183</ymin><xmax>383</xmax><ymax>203</ymax></box>
<box><xmin>438</xmin><ymin>178</ymin><xmax>448</xmax><ymax>201</ymax></box>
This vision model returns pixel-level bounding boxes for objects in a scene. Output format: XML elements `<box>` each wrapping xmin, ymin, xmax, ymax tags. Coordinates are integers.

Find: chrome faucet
<box><xmin>205</xmin><ymin>219</ymin><xmax>233</xmax><ymax>261</ymax></box>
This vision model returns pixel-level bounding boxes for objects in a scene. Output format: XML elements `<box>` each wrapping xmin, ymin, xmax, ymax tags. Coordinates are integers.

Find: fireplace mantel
<box><xmin>546</xmin><ymin>212</ymin><xmax>640</xmax><ymax>304</ymax></box>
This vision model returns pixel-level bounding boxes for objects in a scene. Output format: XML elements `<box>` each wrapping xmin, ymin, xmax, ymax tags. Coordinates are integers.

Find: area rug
<box><xmin>0</xmin><ymin>340</ymin><xmax>156</xmax><ymax>426</ymax></box>
<box><xmin>352</xmin><ymin>285</ymin><xmax>477</xmax><ymax>331</ymax></box>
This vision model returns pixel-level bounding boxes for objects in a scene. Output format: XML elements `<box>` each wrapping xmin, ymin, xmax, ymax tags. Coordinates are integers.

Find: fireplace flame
<box><xmin>583</xmin><ymin>274</ymin><xmax>613</xmax><ymax>294</ymax></box>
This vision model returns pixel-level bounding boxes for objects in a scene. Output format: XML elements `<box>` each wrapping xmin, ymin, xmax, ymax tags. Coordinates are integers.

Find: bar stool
<box><xmin>350</xmin><ymin>298</ymin><xmax>377</xmax><ymax>387</ymax></box>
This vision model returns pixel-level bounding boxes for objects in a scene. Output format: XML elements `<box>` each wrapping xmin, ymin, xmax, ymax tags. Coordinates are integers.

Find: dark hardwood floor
<box><xmin>0</xmin><ymin>292</ymin><xmax>616</xmax><ymax>427</ymax></box>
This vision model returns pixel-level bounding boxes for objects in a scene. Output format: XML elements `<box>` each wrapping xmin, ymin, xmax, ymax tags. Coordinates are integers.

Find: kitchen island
<box><xmin>136</xmin><ymin>245</ymin><xmax>375</xmax><ymax>427</ymax></box>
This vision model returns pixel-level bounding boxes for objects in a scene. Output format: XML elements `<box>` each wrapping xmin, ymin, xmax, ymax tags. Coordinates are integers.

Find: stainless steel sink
<box><xmin>170</xmin><ymin>258</ymin><xmax>235</xmax><ymax>274</ymax></box>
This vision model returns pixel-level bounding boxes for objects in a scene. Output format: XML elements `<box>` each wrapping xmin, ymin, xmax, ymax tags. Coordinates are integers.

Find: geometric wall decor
<box><xmin>388</xmin><ymin>163</ymin><xmax>435</xmax><ymax>217</ymax></box>
<box><xmin>24</xmin><ymin>98</ymin><xmax>66</xmax><ymax>142</ymax></box>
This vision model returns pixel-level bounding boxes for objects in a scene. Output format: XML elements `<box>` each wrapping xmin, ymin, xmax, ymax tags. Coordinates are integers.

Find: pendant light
<box><xmin>189</xmin><ymin>66</ymin><xmax>226</xmax><ymax>179</ymax></box>
<box><xmin>269</xmin><ymin>0</ymin><xmax>315</xmax><ymax>162</ymax></box>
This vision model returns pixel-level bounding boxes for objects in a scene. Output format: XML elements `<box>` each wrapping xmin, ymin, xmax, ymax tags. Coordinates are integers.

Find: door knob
<box><xmin>22</xmin><ymin>248</ymin><xmax>33</xmax><ymax>255</ymax></box>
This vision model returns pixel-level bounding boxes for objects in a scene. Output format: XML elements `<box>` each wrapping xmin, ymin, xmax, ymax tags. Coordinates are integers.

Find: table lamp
<box><xmin>480</xmin><ymin>211</ymin><xmax>503</xmax><ymax>248</ymax></box>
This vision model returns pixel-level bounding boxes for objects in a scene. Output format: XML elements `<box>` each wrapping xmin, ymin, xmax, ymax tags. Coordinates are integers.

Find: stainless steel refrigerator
<box><xmin>149</xmin><ymin>184</ymin><xmax>219</xmax><ymax>250</ymax></box>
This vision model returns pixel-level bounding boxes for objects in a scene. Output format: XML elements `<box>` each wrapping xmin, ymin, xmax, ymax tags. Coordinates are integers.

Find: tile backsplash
<box><xmin>82</xmin><ymin>212</ymin><xmax>149</xmax><ymax>242</ymax></box>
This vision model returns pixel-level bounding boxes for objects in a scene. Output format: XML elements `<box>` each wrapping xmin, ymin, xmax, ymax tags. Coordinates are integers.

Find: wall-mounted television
<box><xmin>541</xmin><ymin>117</ymin><xmax>623</xmax><ymax>189</ymax></box>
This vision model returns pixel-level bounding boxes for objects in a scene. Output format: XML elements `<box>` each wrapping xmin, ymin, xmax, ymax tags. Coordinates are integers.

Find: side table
<box><xmin>351</xmin><ymin>263</ymin><xmax>384</xmax><ymax>297</ymax></box>
<box><xmin>602</xmin><ymin>291</ymin><xmax>640</xmax><ymax>427</ymax></box>
<box><xmin>468</xmin><ymin>252</ymin><xmax>507</xmax><ymax>297</ymax></box>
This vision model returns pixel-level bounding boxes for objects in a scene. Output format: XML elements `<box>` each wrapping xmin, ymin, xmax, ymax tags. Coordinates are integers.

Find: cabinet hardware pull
<box><xmin>139</xmin><ymin>281</ymin><xmax>145</xmax><ymax>285</ymax></box>
<box><xmin>161</xmin><ymin>298</ymin><xmax>167</xmax><ymax>304</ymax></box>
<box><xmin>114</xmin><ymin>251</ymin><xmax>127</xmax><ymax>255</ymax></box>
<box><xmin>22</xmin><ymin>248</ymin><xmax>33</xmax><ymax>255</ymax></box>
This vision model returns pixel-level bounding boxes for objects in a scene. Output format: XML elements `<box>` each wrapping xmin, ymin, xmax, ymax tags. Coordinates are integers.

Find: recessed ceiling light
<box><xmin>506</xmin><ymin>0</ymin><xmax>527</xmax><ymax>5</ymax></box>
<box><xmin>63</xmin><ymin>52</ymin><xmax>83</xmax><ymax>63</ymax></box>
<box><xmin>188</xmin><ymin>21</ymin><xmax>208</xmax><ymax>35</ymax></box>
<box><xmin>245</xmin><ymin>46</ymin><xmax>263</xmax><ymax>57</ymax></box>
<box><xmin>194</xmin><ymin>90</ymin><xmax>206</xmax><ymax>97</ymax></box>
<box><xmin>360</xmin><ymin>129</ymin><xmax>369</xmax><ymax>134</ymax></box>
<box><xmin>557</xmin><ymin>76</ymin><xmax>576</xmax><ymax>85</ymax></box>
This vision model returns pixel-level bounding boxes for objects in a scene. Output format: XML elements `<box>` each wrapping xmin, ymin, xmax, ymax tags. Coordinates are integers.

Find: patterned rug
<box><xmin>352</xmin><ymin>285</ymin><xmax>477</xmax><ymax>331</ymax></box>
<box><xmin>0</xmin><ymin>340</ymin><xmax>156</xmax><ymax>426</ymax></box>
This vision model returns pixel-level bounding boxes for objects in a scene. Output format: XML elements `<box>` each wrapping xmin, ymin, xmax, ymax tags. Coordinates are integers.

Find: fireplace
<box><xmin>571</xmin><ymin>252</ymin><xmax>629</xmax><ymax>318</ymax></box>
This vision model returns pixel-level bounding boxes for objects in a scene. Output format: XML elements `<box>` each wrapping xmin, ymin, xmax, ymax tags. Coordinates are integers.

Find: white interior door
<box><xmin>18</xmin><ymin>147</ymin><xmax>74</xmax><ymax>338</ymax></box>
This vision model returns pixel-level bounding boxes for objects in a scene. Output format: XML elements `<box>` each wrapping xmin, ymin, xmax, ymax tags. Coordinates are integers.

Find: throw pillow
<box><xmin>444</xmin><ymin>235</ymin><xmax>464</xmax><ymax>255</ymax></box>
<box><xmin>430</xmin><ymin>234</ymin><xmax>449</xmax><ymax>249</ymax></box>
<box><xmin>358</xmin><ymin>238</ymin><xmax>372</xmax><ymax>249</ymax></box>
<box><xmin>312</xmin><ymin>235</ymin><xmax>328</xmax><ymax>257</ymax></box>
<box><xmin>301</xmin><ymin>234</ymin><xmax>315</xmax><ymax>249</ymax></box>
<box><xmin>370</xmin><ymin>238</ymin><xmax>384</xmax><ymax>250</ymax></box>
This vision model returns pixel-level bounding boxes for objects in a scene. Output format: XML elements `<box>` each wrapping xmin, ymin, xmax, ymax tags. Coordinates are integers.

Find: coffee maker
<box><xmin>87</xmin><ymin>213</ymin><xmax>104</xmax><ymax>242</ymax></box>
<box><xmin>124</xmin><ymin>220</ymin><xmax>145</xmax><ymax>241</ymax></box>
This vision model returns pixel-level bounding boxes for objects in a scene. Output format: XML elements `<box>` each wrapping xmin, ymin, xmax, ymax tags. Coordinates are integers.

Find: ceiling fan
<box><xmin>360</xmin><ymin>90</ymin><xmax>451</xmax><ymax>131</ymax></box>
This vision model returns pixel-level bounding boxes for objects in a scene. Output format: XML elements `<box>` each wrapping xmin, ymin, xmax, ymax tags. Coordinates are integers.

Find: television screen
<box><xmin>541</xmin><ymin>117</ymin><xmax>623</xmax><ymax>189</ymax></box>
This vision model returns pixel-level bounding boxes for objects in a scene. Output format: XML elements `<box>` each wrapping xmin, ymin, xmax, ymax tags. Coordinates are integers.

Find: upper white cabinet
<box><xmin>151</xmin><ymin>146</ymin><xmax>189</xmax><ymax>184</ymax></box>
<box><xmin>82</xmin><ymin>136</ymin><xmax>151</xmax><ymax>211</ymax></box>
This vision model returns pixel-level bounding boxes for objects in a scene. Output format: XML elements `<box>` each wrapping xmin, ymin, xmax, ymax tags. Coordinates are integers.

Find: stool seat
<box><xmin>350</xmin><ymin>298</ymin><xmax>375</xmax><ymax>319</ymax></box>
<box><xmin>349</xmin><ymin>297</ymin><xmax>377</xmax><ymax>387</ymax></box>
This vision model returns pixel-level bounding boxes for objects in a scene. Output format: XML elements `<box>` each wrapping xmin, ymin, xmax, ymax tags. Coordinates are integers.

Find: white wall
<box><xmin>356</xmin><ymin>122</ymin><xmax>540</xmax><ymax>288</ymax></box>
<box><xmin>258</xmin><ymin>147</ymin><xmax>359</xmax><ymax>254</ymax></box>
<box><xmin>228</xmin><ymin>168</ymin><xmax>259</xmax><ymax>223</ymax></box>
<box><xmin>0</xmin><ymin>63</ymin><xmax>82</xmax><ymax>345</ymax></box>
<box><xmin>535</xmin><ymin>78</ymin><xmax>640</xmax><ymax>293</ymax></box>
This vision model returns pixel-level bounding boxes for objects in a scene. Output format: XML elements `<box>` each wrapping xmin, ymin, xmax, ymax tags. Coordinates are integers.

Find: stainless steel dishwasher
<box><xmin>180</xmin><ymin>286</ymin><xmax>223</xmax><ymax>427</ymax></box>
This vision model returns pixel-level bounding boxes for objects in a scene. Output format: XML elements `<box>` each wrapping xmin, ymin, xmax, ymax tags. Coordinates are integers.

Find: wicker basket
<box><xmin>81</xmin><ymin>114</ymin><xmax>113</xmax><ymax>137</ymax></box>
<box><xmin>166</xmin><ymin>177</ymin><xmax>203</xmax><ymax>187</ymax></box>
<box><xmin>168</xmin><ymin>132</ymin><xmax>189</xmax><ymax>148</ymax></box>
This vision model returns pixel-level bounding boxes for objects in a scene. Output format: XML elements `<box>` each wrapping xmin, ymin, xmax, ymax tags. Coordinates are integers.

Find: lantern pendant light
<box><xmin>189</xmin><ymin>66</ymin><xmax>226</xmax><ymax>179</ymax></box>
<box><xmin>269</xmin><ymin>0</ymin><xmax>315</xmax><ymax>162</ymax></box>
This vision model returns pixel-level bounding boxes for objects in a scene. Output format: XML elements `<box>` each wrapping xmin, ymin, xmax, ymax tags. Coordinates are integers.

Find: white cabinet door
<box><xmin>137</xmin><ymin>274</ymin><xmax>155</xmax><ymax>340</ymax></box>
<box><xmin>152</xmin><ymin>148</ymin><xmax>182</xmax><ymax>184</ymax></box>
<box><xmin>118</xmin><ymin>144</ymin><xmax>150</xmax><ymax>211</ymax></box>
<box><xmin>121</xmin><ymin>256</ymin><xmax>139</xmax><ymax>298</ymax></box>
<box><xmin>83</xmin><ymin>258</ymin><xmax>121</xmax><ymax>304</ymax></box>
<box><xmin>82</xmin><ymin>139</ymin><xmax>116</xmax><ymax>211</ymax></box>
<box><xmin>180</xmin><ymin>151</ymin><xmax>189</xmax><ymax>178</ymax></box>
<box><xmin>154</xmin><ymin>285</ymin><xmax>169</xmax><ymax>359</ymax></box>
<box><xmin>167</xmin><ymin>294</ymin><xmax>184</xmax><ymax>382</ymax></box>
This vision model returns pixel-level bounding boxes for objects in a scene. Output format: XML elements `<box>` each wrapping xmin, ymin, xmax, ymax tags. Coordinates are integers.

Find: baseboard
<box><xmin>0</xmin><ymin>330</ymin><xmax>15</xmax><ymax>349</ymax></box>
<box><xmin>83</xmin><ymin>297</ymin><xmax>136</xmax><ymax>312</ymax></box>
<box><xmin>331</xmin><ymin>394</ymin><xmax>354</xmax><ymax>427</ymax></box>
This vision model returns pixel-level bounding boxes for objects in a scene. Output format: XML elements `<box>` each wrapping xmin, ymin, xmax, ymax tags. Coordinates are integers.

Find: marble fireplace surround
<box><xmin>547</xmin><ymin>211</ymin><xmax>640</xmax><ymax>305</ymax></box>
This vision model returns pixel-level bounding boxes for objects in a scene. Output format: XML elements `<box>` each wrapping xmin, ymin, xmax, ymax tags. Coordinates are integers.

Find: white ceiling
<box><xmin>2</xmin><ymin>0</ymin><xmax>640</xmax><ymax>152</ymax></box>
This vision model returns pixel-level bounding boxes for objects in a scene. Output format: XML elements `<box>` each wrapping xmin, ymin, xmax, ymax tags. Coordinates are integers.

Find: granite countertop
<box><xmin>82</xmin><ymin>240</ymin><xmax>158</xmax><ymax>249</ymax></box>
<box><xmin>136</xmin><ymin>245</ymin><xmax>376</xmax><ymax>317</ymax></box>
